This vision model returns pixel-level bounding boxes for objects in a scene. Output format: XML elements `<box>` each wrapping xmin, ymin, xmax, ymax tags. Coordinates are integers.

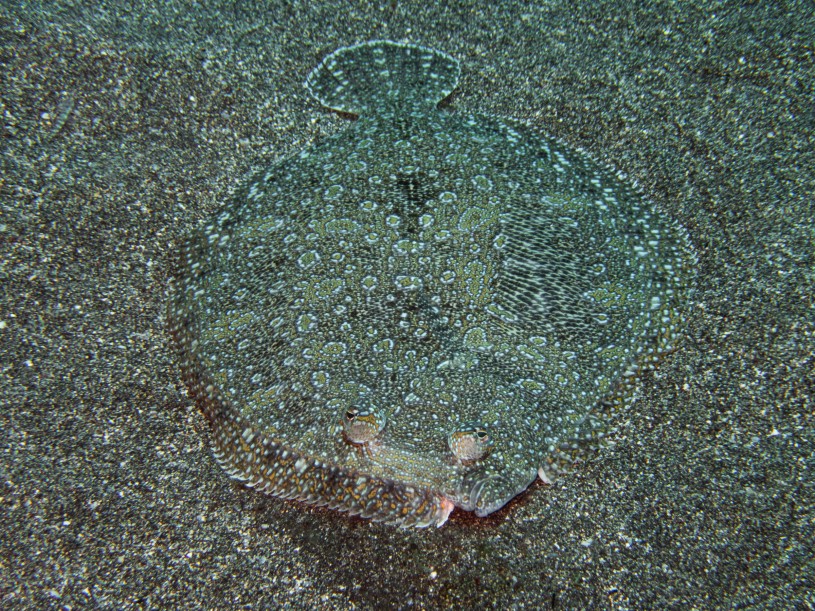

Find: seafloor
<box><xmin>1</xmin><ymin>2</ymin><xmax>812</xmax><ymax>608</ymax></box>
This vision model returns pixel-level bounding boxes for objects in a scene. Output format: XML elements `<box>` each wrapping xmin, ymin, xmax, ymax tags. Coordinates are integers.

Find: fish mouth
<box><xmin>465</xmin><ymin>470</ymin><xmax>537</xmax><ymax>517</ymax></box>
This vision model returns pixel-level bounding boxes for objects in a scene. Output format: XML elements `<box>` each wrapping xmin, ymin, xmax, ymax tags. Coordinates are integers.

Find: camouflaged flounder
<box><xmin>169</xmin><ymin>40</ymin><xmax>695</xmax><ymax>528</ymax></box>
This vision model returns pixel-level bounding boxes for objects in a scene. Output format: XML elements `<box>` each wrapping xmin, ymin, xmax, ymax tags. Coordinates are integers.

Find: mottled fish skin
<box><xmin>168</xmin><ymin>41</ymin><xmax>695</xmax><ymax>527</ymax></box>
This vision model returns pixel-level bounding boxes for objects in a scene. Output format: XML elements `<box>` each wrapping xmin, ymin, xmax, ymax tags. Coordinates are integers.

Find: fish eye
<box><xmin>448</xmin><ymin>421</ymin><xmax>494</xmax><ymax>462</ymax></box>
<box><xmin>341</xmin><ymin>404</ymin><xmax>387</xmax><ymax>444</ymax></box>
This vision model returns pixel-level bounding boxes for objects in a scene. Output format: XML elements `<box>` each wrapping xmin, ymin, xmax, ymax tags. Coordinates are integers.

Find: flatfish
<box><xmin>169</xmin><ymin>41</ymin><xmax>695</xmax><ymax>527</ymax></box>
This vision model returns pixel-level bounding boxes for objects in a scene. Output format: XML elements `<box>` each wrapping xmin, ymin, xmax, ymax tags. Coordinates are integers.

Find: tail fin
<box><xmin>305</xmin><ymin>40</ymin><xmax>460</xmax><ymax>115</ymax></box>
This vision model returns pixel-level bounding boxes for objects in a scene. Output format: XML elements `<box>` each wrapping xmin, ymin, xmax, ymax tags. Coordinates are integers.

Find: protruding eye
<box><xmin>342</xmin><ymin>404</ymin><xmax>387</xmax><ymax>444</ymax></box>
<box><xmin>448</xmin><ymin>421</ymin><xmax>493</xmax><ymax>461</ymax></box>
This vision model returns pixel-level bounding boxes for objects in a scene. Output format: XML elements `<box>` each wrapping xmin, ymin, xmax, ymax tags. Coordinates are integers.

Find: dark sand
<box><xmin>1</xmin><ymin>2</ymin><xmax>812</xmax><ymax>608</ymax></box>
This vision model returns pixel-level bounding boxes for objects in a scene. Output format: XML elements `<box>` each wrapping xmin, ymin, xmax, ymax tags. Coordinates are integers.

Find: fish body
<box><xmin>169</xmin><ymin>41</ymin><xmax>695</xmax><ymax>527</ymax></box>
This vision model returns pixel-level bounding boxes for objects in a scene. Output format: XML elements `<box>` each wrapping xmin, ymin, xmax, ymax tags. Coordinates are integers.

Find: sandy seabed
<box><xmin>1</xmin><ymin>2</ymin><xmax>812</xmax><ymax>608</ymax></box>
